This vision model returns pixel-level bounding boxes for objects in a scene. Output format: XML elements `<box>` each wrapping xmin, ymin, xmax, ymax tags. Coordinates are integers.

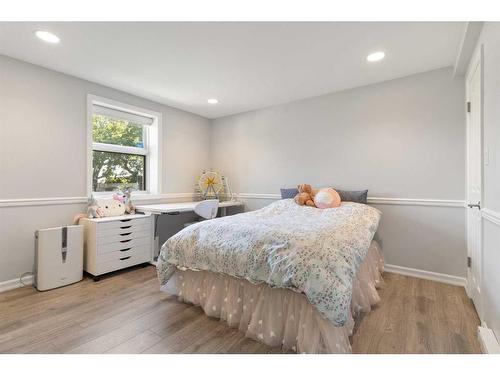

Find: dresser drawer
<box><xmin>96</xmin><ymin>244</ymin><xmax>151</xmax><ymax>263</ymax></box>
<box><xmin>96</xmin><ymin>216</ymin><xmax>151</xmax><ymax>233</ymax></box>
<box><xmin>96</xmin><ymin>250</ymin><xmax>151</xmax><ymax>275</ymax></box>
<box><xmin>97</xmin><ymin>229</ymin><xmax>150</xmax><ymax>245</ymax></box>
<box><xmin>97</xmin><ymin>236</ymin><xmax>151</xmax><ymax>254</ymax></box>
<box><xmin>97</xmin><ymin>222</ymin><xmax>150</xmax><ymax>238</ymax></box>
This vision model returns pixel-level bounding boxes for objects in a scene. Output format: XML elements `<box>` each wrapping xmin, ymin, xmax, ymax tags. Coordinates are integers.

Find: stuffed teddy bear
<box><xmin>294</xmin><ymin>184</ymin><xmax>317</xmax><ymax>207</ymax></box>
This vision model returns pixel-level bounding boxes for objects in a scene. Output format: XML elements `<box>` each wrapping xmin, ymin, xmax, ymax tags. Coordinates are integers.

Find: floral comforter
<box><xmin>157</xmin><ymin>199</ymin><xmax>381</xmax><ymax>326</ymax></box>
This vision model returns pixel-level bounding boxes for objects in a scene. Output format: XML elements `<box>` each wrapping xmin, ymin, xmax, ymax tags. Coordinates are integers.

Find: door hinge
<box><xmin>467</xmin><ymin>201</ymin><xmax>481</xmax><ymax>209</ymax></box>
<box><xmin>467</xmin><ymin>102</ymin><xmax>471</xmax><ymax>113</ymax></box>
<box><xmin>467</xmin><ymin>256</ymin><xmax>472</xmax><ymax>268</ymax></box>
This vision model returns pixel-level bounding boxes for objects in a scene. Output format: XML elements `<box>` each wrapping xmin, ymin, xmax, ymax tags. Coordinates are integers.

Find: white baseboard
<box><xmin>384</xmin><ymin>264</ymin><xmax>466</xmax><ymax>287</ymax></box>
<box><xmin>478</xmin><ymin>325</ymin><xmax>500</xmax><ymax>354</ymax></box>
<box><xmin>0</xmin><ymin>275</ymin><xmax>33</xmax><ymax>293</ymax></box>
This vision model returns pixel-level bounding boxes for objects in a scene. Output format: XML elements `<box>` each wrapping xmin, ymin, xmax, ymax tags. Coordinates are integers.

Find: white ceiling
<box><xmin>0</xmin><ymin>22</ymin><xmax>465</xmax><ymax>119</ymax></box>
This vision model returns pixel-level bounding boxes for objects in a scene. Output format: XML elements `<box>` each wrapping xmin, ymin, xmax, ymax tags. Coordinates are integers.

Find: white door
<box><xmin>466</xmin><ymin>50</ymin><xmax>482</xmax><ymax>317</ymax></box>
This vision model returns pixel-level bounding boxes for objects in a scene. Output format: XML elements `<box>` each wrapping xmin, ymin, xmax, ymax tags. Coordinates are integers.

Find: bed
<box><xmin>156</xmin><ymin>198</ymin><xmax>383</xmax><ymax>353</ymax></box>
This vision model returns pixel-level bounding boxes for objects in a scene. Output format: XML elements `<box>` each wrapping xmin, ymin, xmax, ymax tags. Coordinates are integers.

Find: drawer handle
<box><xmin>120</xmin><ymin>248</ymin><xmax>132</xmax><ymax>252</ymax></box>
<box><xmin>120</xmin><ymin>239</ymin><xmax>132</xmax><ymax>243</ymax></box>
<box><xmin>120</xmin><ymin>225</ymin><xmax>132</xmax><ymax>229</ymax></box>
<box><xmin>120</xmin><ymin>219</ymin><xmax>132</xmax><ymax>223</ymax></box>
<box><xmin>120</xmin><ymin>256</ymin><xmax>131</xmax><ymax>261</ymax></box>
<box><xmin>119</xmin><ymin>232</ymin><xmax>132</xmax><ymax>236</ymax></box>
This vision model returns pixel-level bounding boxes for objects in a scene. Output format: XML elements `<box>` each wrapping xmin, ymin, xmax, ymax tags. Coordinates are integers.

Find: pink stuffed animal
<box><xmin>314</xmin><ymin>188</ymin><xmax>342</xmax><ymax>209</ymax></box>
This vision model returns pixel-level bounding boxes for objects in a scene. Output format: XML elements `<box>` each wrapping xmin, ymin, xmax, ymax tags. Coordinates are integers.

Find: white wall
<box><xmin>0</xmin><ymin>56</ymin><xmax>470</xmax><ymax>290</ymax></box>
<box><xmin>470</xmin><ymin>22</ymin><xmax>500</xmax><ymax>341</ymax></box>
<box><xmin>211</xmin><ymin>67</ymin><xmax>467</xmax><ymax>278</ymax></box>
<box><xmin>0</xmin><ymin>55</ymin><xmax>211</xmax><ymax>283</ymax></box>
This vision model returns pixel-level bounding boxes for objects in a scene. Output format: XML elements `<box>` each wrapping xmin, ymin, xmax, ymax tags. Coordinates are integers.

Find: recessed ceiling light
<box><xmin>207</xmin><ymin>98</ymin><xmax>219</xmax><ymax>104</ymax></box>
<box><xmin>35</xmin><ymin>30</ymin><xmax>60</xmax><ymax>44</ymax></box>
<box><xmin>367</xmin><ymin>51</ymin><xmax>385</xmax><ymax>62</ymax></box>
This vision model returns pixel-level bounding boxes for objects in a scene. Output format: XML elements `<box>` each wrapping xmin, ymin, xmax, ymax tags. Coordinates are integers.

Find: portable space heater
<box><xmin>34</xmin><ymin>225</ymin><xmax>84</xmax><ymax>291</ymax></box>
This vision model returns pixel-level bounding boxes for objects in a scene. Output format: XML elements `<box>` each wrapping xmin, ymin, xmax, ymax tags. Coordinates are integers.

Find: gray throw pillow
<box><xmin>333</xmin><ymin>189</ymin><xmax>368</xmax><ymax>204</ymax></box>
<box><xmin>281</xmin><ymin>187</ymin><xmax>368</xmax><ymax>204</ymax></box>
<box><xmin>280</xmin><ymin>188</ymin><xmax>299</xmax><ymax>199</ymax></box>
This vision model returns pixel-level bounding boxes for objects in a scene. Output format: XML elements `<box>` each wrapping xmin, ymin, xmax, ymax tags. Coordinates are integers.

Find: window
<box><xmin>88</xmin><ymin>96</ymin><xmax>162</xmax><ymax>195</ymax></box>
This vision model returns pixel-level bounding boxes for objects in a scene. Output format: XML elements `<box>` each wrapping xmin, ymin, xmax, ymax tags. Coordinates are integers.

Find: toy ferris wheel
<box><xmin>198</xmin><ymin>171</ymin><xmax>224</xmax><ymax>199</ymax></box>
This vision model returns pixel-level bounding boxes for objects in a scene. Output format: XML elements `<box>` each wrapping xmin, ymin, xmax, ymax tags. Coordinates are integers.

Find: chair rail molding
<box><xmin>236</xmin><ymin>193</ymin><xmax>465</xmax><ymax>208</ymax></box>
<box><xmin>0</xmin><ymin>193</ymin><xmax>197</xmax><ymax>208</ymax></box>
<box><xmin>1</xmin><ymin>193</ymin><xmax>466</xmax><ymax>209</ymax></box>
<box><xmin>0</xmin><ymin>196</ymin><xmax>88</xmax><ymax>208</ymax></box>
<box><xmin>482</xmin><ymin>208</ymin><xmax>500</xmax><ymax>226</ymax></box>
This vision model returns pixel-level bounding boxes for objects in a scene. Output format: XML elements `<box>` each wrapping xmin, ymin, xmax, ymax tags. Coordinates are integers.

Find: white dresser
<box><xmin>80</xmin><ymin>214</ymin><xmax>153</xmax><ymax>281</ymax></box>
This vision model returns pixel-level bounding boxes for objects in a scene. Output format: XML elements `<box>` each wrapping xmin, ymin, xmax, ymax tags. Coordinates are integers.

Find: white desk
<box><xmin>135</xmin><ymin>200</ymin><xmax>243</xmax><ymax>262</ymax></box>
<box><xmin>135</xmin><ymin>200</ymin><xmax>242</xmax><ymax>215</ymax></box>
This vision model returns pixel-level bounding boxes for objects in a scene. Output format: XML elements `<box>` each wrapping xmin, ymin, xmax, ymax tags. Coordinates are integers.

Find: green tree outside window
<box><xmin>92</xmin><ymin>115</ymin><xmax>146</xmax><ymax>192</ymax></box>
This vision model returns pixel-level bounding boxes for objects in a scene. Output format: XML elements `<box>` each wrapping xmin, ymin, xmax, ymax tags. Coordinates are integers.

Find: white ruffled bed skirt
<box><xmin>162</xmin><ymin>241</ymin><xmax>384</xmax><ymax>353</ymax></box>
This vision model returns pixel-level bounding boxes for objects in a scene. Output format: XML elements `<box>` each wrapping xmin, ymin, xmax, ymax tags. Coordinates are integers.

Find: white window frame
<box><xmin>86</xmin><ymin>94</ymin><xmax>162</xmax><ymax>197</ymax></box>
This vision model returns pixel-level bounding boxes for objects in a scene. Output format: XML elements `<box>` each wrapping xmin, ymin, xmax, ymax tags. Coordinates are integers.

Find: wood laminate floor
<box><xmin>0</xmin><ymin>265</ymin><xmax>481</xmax><ymax>354</ymax></box>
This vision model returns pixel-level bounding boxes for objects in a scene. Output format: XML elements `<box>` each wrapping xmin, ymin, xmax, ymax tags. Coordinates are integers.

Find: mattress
<box><xmin>157</xmin><ymin>199</ymin><xmax>381</xmax><ymax>326</ymax></box>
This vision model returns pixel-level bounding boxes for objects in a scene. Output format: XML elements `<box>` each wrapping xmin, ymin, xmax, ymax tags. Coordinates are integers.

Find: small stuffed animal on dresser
<box><xmin>85</xmin><ymin>194</ymin><xmax>126</xmax><ymax>218</ymax></box>
<box><xmin>123</xmin><ymin>188</ymin><xmax>136</xmax><ymax>214</ymax></box>
<box><xmin>294</xmin><ymin>184</ymin><xmax>318</xmax><ymax>207</ymax></box>
<box><xmin>74</xmin><ymin>191</ymin><xmax>134</xmax><ymax>224</ymax></box>
<box><xmin>86</xmin><ymin>196</ymin><xmax>105</xmax><ymax>218</ymax></box>
<box><xmin>96</xmin><ymin>195</ymin><xmax>127</xmax><ymax>217</ymax></box>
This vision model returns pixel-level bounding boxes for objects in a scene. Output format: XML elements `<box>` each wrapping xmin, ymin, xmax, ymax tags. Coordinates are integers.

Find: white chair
<box><xmin>183</xmin><ymin>199</ymin><xmax>219</xmax><ymax>227</ymax></box>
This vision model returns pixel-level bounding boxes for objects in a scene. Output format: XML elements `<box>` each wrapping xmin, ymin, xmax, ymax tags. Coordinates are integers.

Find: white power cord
<box><xmin>19</xmin><ymin>271</ymin><xmax>34</xmax><ymax>287</ymax></box>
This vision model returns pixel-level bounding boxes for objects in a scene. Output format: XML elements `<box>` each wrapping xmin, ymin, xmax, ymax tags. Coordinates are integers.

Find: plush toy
<box><xmin>76</xmin><ymin>192</ymin><xmax>132</xmax><ymax>223</ymax></box>
<box><xmin>95</xmin><ymin>195</ymin><xmax>126</xmax><ymax>217</ymax></box>
<box><xmin>85</xmin><ymin>194</ymin><xmax>126</xmax><ymax>218</ymax></box>
<box><xmin>113</xmin><ymin>193</ymin><xmax>125</xmax><ymax>204</ymax></box>
<box><xmin>314</xmin><ymin>188</ymin><xmax>342</xmax><ymax>209</ymax></box>
<box><xmin>73</xmin><ymin>213</ymin><xmax>87</xmax><ymax>224</ymax></box>
<box><xmin>123</xmin><ymin>188</ymin><xmax>135</xmax><ymax>214</ymax></box>
<box><xmin>294</xmin><ymin>184</ymin><xmax>317</xmax><ymax>207</ymax></box>
<box><xmin>86</xmin><ymin>195</ymin><xmax>105</xmax><ymax>219</ymax></box>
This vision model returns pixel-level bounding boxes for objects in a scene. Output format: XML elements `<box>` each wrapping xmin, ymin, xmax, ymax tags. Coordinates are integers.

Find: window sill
<box><xmin>91</xmin><ymin>192</ymin><xmax>196</xmax><ymax>202</ymax></box>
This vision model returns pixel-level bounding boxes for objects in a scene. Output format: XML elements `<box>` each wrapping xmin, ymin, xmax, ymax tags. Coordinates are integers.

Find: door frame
<box><xmin>465</xmin><ymin>45</ymin><xmax>483</xmax><ymax>316</ymax></box>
